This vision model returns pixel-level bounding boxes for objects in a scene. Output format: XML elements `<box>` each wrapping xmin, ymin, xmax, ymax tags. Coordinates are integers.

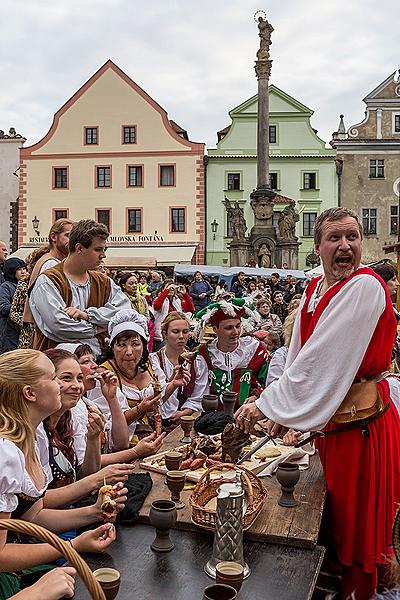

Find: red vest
<box><xmin>300</xmin><ymin>267</ymin><xmax>396</xmax><ymax>379</ymax></box>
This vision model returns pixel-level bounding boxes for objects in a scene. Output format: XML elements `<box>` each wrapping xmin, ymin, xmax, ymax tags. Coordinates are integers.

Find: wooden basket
<box><xmin>189</xmin><ymin>463</ymin><xmax>267</xmax><ymax>531</ymax></box>
<box><xmin>0</xmin><ymin>519</ymin><xmax>106</xmax><ymax>600</ymax></box>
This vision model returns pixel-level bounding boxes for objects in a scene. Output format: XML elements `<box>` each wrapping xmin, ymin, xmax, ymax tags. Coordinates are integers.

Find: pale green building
<box><xmin>206</xmin><ymin>85</ymin><xmax>338</xmax><ymax>268</ymax></box>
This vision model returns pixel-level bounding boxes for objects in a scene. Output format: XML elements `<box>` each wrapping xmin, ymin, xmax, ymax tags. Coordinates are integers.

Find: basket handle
<box><xmin>0</xmin><ymin>519</ymin><xmax>106</xmax><ymax>600</ymax></box>
<box><xmin>199</xmin><ymin>463</ymin><xmax>254</xmax><ymax>507</ymax></box>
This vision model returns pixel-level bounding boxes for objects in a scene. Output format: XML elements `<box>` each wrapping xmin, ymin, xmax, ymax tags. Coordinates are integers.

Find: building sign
<box><xmin>108</xmin><ymin>235</ymin><xmax>165</xmax><ymax>243</ymax></box>
<box><xmin>28</xmin><ymin>234</ymin><xmax>165</xmax><ymax>244</ymax></box>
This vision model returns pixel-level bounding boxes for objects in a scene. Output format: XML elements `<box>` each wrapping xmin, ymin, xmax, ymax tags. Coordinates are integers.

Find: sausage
<box><xmin>180</xmin><ymin>459</ymin><xmax>193</xmax><ymax>470</ymax></box>
<box><xmin>154</xmin><ymin>412</ymin><xmax>162</xmax><ymax>437</ymax></box>
<box><xmin>208</xmin><ymin>453</ymin><xmax>222</xmax><ymax>461</ymax></box>
<box><xmin>190</xmin><ymin>457</ymin><xmax>206</xmax><ymax>470</ymax></box>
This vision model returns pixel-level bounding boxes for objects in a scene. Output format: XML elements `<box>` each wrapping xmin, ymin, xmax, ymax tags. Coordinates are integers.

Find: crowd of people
<box><xmin>0</xmin><ymin>209</ymin><xmax>399</xmax><ymax>599</ymax></box>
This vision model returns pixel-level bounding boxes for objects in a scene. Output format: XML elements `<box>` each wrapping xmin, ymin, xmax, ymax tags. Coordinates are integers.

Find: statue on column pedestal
<box><xmin>256</xmin><ymin>16</ymin><xmax>274</xmax><ymax>61</ymax></box>
<box><xmin>258</xmin><ymin>243</ymin><xmax>271</xmax><ymax>268</ymax></box>
<box><xmin>278</xmin><ymin>200</ymin><xmax>299</xmax><ymax>240</ymax></box>
<box><xmin>223</xmin><ymin>198</ymin><xmax>247</xmax><ymax>241</ymax></box>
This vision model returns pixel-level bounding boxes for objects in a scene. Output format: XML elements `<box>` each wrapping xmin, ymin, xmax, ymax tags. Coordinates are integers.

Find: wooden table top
<box><xmin>73</xmin><ymin>524</ymin><xmax>325</xmax><ymax>600</ymax></box>
<box><xmin>137</xmin><ymin>425</ymin><xmax>327</xmax><ymax>549</ymax></box>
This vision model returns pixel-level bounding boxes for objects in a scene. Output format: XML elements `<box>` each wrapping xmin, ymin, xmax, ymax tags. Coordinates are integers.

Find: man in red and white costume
<box><xmin>235</xmin><ymin>207</ymin><xmax>400</xmax><ymax>599</ymax></box>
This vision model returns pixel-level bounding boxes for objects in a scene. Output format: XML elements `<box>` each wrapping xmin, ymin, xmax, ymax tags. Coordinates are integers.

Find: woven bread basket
<box><xmin>189</xmin><ymin>463</ymin><xmax>267</xmax><ymax>531</ymax></box>
<box><xmin>0</xmin><ymin>519</ymin><xmax>106</xmax><ymax>600</ymax></box>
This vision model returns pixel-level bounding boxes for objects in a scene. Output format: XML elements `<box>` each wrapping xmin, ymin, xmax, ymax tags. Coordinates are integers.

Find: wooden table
<box><xmin>73</xmin><ymin>524</ymin><xmax>325</xmax><ymax>600</ymax></box>
<box><xmin>74</xmin><ymin>426</ymin><xmax>327</xmax><ymax>598</ymax></box>
<box><xmin>137</xmin><ymin>426</ymin><xmax>327</xmax><ymax>548</ymax></box>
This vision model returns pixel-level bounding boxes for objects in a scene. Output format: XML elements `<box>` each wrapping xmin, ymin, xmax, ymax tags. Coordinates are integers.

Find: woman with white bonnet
<box><xmin>100</xmin><ymin>310</ymin><xmax>189</xmax><ymax>443</ymax></box>
<box><xmin>55</xmin><ymin>341</ymin><xmax>165</xmax><ymax>463</ymax></box>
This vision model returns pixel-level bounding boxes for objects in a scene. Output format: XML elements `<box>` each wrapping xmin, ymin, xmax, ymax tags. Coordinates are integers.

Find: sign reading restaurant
<box><xmin>28</xmin><ymin>234</ymin><xmax>165</xmax><ymax>244</ymax></box>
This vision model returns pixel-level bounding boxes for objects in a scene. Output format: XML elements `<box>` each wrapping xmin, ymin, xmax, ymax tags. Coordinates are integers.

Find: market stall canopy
<box><xmin>174</xmin><ymin>264</ymin><xmax>306</xmax><ymax>288</ymax></box>
<box><xmin>9</xmin><ymin>245</ymin><xmax>197</xmax><ymax>268</ymax></box>
<box><xmin>105</xmin><ymin>245</ymin><xmax>196</xmax><ymax>267</ymax></box>
<box><xmin>8</xmin><ymin>247</ymin><xmax>32</xmax><ymax>260</ymax></box>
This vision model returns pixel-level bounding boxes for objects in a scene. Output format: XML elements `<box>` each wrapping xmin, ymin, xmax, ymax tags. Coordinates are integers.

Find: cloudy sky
<box><xmin>1</xmin><ymin>0</ymin><xmax>399</xmax><ymax>149</ymax></box>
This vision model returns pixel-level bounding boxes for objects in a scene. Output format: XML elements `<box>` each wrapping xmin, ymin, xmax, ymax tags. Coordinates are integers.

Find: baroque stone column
<box><xmin>249</xmin><ymin>14</ymin><xmax>277</xmax><ymax>263</ymax></box>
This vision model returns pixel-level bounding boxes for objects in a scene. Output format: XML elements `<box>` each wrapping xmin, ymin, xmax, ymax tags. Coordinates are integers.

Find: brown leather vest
<box><xmin>33</xmin><ymin>261</ymin><xmax>111</xmax><ymax>351</ymax></box>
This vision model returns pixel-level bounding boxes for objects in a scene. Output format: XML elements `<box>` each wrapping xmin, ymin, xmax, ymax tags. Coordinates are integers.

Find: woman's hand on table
<box><xmin>73</xmin><ymin>522</ymin><xmax>116</xmax><ymax>553</ymax></box>
<box><xmin>133</xmin><ymin>432</ymin><xmax>166</xmax><ymax>458</ymax></box>
<box><xmin>91</xmin><ymin>464</ymin><xmax>135</xmax><ymax>490</ymax></box>
<box><xmin>15</xmin><ymin>567</ymin><xmax>77</xmax><ymax>600</ymax></box>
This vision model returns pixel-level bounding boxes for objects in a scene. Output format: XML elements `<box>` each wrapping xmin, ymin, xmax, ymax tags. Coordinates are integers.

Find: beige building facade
<box><xmin>331</xmin><ymin>72</ymin><xmax>400</xmax><ymax>263</ymax></box>
<box><xmin>19</xmin><ymin>60</ymin><xmax>205</xmax><ymax>266</ymax></box>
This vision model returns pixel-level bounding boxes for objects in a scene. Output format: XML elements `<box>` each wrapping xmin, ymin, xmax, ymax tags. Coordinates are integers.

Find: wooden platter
<box><xmin>139</xmin><ymin>436</ymin><xmax>294</xmax><ymax>483</ymax></box>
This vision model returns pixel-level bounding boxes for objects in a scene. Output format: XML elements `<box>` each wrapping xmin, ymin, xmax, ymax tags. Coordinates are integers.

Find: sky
<box><xmin>1</xmin><ymin>0</ymin><xmax>399</xmax><ymax>149</ymax></box>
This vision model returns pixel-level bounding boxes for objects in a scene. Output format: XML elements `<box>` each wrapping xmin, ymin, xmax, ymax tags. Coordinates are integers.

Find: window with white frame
<box><xmin>362</xmin><ymin>208</ymin><xmax>377</xmax><ymax>235</ymax></box>
<box><xmin>303</xmin><ymin>212</ymin><xmax>317</xmax><ymax>237</ymax></box>
<box><xmin>227</xmin><ymin>173</ymin><xmax>241</xmax><ymax>190</ymax></box>
<box><xmin>391</xmin><ymin>205</ymin><xmax>399</xmax><ymax>235</ymax></box>
<box><xmin>393</xmin><ymin>113</ymin><xmax>400</xmax><ymax>133</ymax></box>
<box><xmin>303</xmin><ymin>172</ymin><xmax>317</xmax><ymax>189</ymax></box>
<box><xmin>268</xmin><ymin>172</ymin><xmax>278</xmax><ymax>189</ymax></box>
<box><xmin>369</xmin><ymin>159</ymin><xmax>384</xmax><ymax>178</ymax></box>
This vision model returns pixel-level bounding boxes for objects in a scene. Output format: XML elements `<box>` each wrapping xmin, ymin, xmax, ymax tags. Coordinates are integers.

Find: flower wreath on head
<box><xmin>194</xmin><ymin>298</ymin><xmax>260</xmax><ymax>342</ymax></box>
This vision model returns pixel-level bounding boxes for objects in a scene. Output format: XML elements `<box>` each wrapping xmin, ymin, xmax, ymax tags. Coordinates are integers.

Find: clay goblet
<box><xmin>92</xmin><ymin>568</ymin><xmax>121</xmax><ymax>600</ymax></box>
<box><xmin>149</xmin><ymin>499</ymin><xmax>177</xmax><ymax>552</ymax></box>
<box><xmin>180</xmin><ymin>415</ymin><xmax>196</xmax><ymax>443</ymax></box>
<box><xmin>276</xmin><ymin>462</ymin><xmax>300</xmax><ymax>508</ymax></box>
<box><xmin>202</xmin><ymin>394</ymin><xmax>219</xmax><ymax>412</ymax></box>
<box><xmin>215</xmin><ymin>562</ymin><xmax>244</xmax><ymax>592</ymax></box>
<box><xmin>221</xmin><ymin>392</ymin><xmax>237</xmax><ymax>418</ymax></box>
<box><xmin>166</xmin><ymin>470</ymin><xmax>186</xmax><ymax>509</ymax></box>
<box><xmin>165</xmin><ymin>451</ymin><xmax>183</xmax><ymax>471</ymax></box>
<box><xmin>203</xmin><ymin>583</ymin><xmax>237</xmax><ymax>600</ymax></box>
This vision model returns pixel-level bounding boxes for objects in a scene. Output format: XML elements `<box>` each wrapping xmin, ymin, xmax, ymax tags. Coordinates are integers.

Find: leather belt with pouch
<box><xmin>295</xmin><ymin>376</ymin><xmax>389</xmax><ymax>448</ymax></box>
<box><xmin>331</xmin><ymin>377</ymin><xmax>383</xmax><ymax>424</ymax></box>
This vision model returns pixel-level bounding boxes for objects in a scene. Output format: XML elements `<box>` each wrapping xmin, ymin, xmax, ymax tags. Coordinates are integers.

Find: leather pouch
<box><xmin>331</xmin><ymin>379</ymin><xmax>383</xmax><ymax>424</ymax></box>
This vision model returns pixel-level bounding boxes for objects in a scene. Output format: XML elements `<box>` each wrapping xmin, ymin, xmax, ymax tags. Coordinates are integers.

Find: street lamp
<box><xmin>211</xmin><ymin>219</ymin><xmax>219</xmax><ymax>241</ymax></box>
<box><xmin>32</xmin><ymin>216</ymin><xmax>40</xmax><ymax>236</ymax></box>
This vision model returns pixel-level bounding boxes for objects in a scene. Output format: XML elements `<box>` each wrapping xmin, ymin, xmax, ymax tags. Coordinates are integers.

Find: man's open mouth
<box><xmin>335</xmin><ymin>256</ymin><xmax>352</xmax><ymax>266</ymax></box>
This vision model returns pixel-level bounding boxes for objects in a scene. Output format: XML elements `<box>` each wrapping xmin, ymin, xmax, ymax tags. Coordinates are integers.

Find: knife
<box><xmin>237</xmin><ymin>434</ymin><xmax>273</xmax><ymax>465</ymax></box>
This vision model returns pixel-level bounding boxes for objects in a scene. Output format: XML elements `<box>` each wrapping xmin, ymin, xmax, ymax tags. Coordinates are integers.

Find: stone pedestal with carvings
<box><xmin>228</xmin><ymin>240</ymin><xmax>252</xmax><ymax>267</ymax></box>
<box><xmin>278</xmin><ymin>239</ymin><xmax>301</xmax><ymax>270</ymax></box>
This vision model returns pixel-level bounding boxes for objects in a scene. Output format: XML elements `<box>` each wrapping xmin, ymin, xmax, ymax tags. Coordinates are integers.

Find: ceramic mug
<box><xmin>215</xmin><ymin>561</ymin><xmax>244</xmax><ymax>592</ymax></box>
<box><xmin>203</xmin><ymin>583</ymin><xmax>237</xmax><ymax>600</ymax></box>
<box><xmin>93</xmin><ymin>567</ymin><xmax>121</xmax><ymax>600</ymax></box>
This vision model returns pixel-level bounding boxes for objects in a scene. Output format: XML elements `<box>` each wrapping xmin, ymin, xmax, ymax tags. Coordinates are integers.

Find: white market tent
<box><xmin>173</xmin><ymin>264</ymin><xmax>306</xmax><ymax>288</ymax></box>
